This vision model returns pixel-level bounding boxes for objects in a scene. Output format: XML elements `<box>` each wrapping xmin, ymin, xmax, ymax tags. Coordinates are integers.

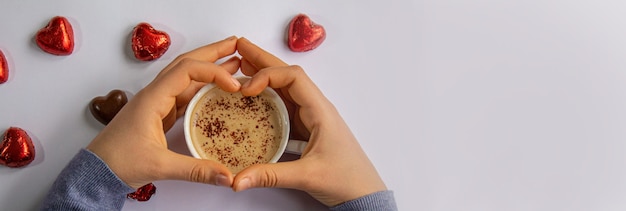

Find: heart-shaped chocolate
<box><xmin>89</xmin><ymin>90</ymin><xmax>128</xmax><ymax>125</ymax></box>
<box><xmin>127</xmin><ymin>183</ymin><xmax>157</xmax><ymax>201</ymax></box>
<box><xmin>0</xmin><ymin>50</ymin><xmax>7</xmax><ymax>84</ymax></box>
<box><xmin>36</xmin><ymin>16</ymin><xmax>74</xmax><ymax>55</ymax></box>
<box><xmin>131</xmin><ymin>22</ymin><xmax>171</xmax><ymax>61</ymax></box>
<box><xmin>287</xmin><ymin>14</ymin><xmax>326</xmax><ymax>52</ymax></box>
<box><xmin>0</xmin><ymin>127</ymin><xmax>35</xmax><ymax>168</ymax></box>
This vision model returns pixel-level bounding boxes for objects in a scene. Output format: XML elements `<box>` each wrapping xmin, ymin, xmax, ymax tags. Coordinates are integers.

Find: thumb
<box><xmin>159</xmin><ymin>151</ymin><xmax>234</xmax><ymax>187</ymax></box>
<box><xmin>233</xmin><ymin>160</ymin><xmax>305</xmax><ymax>192</ymax></box>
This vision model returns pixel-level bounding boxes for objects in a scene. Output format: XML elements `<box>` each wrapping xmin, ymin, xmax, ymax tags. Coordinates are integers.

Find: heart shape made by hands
<box><xmin>131</xmin><ymin>23</ymin><xmax>171</xmax><ymax>61</ymax></box>
<box><xmin>127</xmin><ymin>183</ymin><xmax>157</xmax><ymax>201</ymax></box>
<box><xmin>0</xmin><ymin>50</ymin><xmax>7</xmax><ymax>84</ymax></box>
<box><xmin>36</xmin><ymin>16</ymin><xmax>74</xmax><ymax>56</ymax></box>
<box><xmin>89</xmin><ymin>90</ymin><xmax>129</xmax><ymax>125</ymax></box>
<box><xmin>0</xmin><ymin>127</ymin><xmax>35</xmax><ymax>168</ymax></box>
<box><xmin>288</xmin><ymin>14</ymin><xmax>326</xmax><ymax>52</ymax></box>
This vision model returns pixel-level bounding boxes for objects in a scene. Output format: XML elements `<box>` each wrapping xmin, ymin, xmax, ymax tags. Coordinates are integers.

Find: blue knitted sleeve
<box><xmin>330</xmin><ymin>191</ymin><xmax>398</xmax><ymax>211</ymax></box>
<box><xmin>40</xmin><ymin>149</ymin><xmax>134</xmax><ymax>211</ymax></box>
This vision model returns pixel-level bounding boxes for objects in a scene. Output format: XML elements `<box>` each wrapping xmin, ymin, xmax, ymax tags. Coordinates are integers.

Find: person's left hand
<box><xmin>86</xmin><ymin>36</ymin><xmax>242</xmax><ymax>189</ymax></box>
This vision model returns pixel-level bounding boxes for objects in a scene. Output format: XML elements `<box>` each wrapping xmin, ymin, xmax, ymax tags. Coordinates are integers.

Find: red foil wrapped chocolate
<box><xmin>131</xmin><ymin>23</ymin><xmax>171</xmax><ymax>61</ymax></box>
<box><xmin>0</xmin><ymin>50</ymin><xmax>7</xmax><ymax>84</ymax></box>
<box><xmin>127</xmin><ymin>183</ymin><xmax>157</xmax><ymax>201</ymax></box>
<box><xmin>36</xmin><ymin>16</ymin><xmax>74</xmax><ymax>55</ymax></box>
<box><xmin>0</xmin><ymin>127</ymin><xmax>35</xmax><ymax>168</ymax></box>
<box><xmin>287</xmin><ymin>14</ymin><xmax>326</xmax><ymax>52</ymax></box>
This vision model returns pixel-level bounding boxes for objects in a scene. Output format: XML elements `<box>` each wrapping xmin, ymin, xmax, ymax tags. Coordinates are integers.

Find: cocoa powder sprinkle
<box><xmin>191</xmin><ymin>89</ymin><xmax>281</xmax><ymax>173</ymax></box>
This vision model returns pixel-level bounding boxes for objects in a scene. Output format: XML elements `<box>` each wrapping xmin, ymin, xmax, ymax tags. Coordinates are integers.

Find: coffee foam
<box><xmin>190</xmin><ymin>87</ymin><xmax>282</xmax><ymax>173</ymax></box>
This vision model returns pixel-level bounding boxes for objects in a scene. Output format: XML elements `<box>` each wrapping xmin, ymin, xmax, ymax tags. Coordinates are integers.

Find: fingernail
<box><xmin>236</xmin><ymin>177</ymin><xmax>251</xmax><ymax>191</ymax></box>
<box><xmin>224</xmin><ymin>36</ymin><xmax>237</xmax><ymax>41</ymax></box>
<box><xmin>215</xmin><ymin>174</ymin><xmax>231</xmax><ymax>187</ymax></box>
<box><xmin>231</xmin><ymin>77</ymin><xmax>241</xmax><ymax>88</ymax></box>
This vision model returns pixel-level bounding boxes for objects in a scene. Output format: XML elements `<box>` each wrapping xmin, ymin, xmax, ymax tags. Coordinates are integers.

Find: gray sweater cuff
<box><xmin>330</xmin><ymin>190</ymin><xmax>398</xmax><ymax>211</ymax></box>
<box><xmin>41</xmin><ymin>149</ymin><xmax>134</xmax><ymax>210</ymax></box>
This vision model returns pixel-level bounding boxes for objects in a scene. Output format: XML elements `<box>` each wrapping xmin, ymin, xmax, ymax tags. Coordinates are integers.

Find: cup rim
<box><xmin>183</xmin><ymin>76</ymin><xmax>290</xmax><ymax>166</ymax></box>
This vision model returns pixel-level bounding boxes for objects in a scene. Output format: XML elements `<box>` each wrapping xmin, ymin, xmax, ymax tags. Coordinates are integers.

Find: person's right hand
<box><xmin>232</xmin><ymin>38</ymin><xmax>388</xmax><ymax>207</ymax></box>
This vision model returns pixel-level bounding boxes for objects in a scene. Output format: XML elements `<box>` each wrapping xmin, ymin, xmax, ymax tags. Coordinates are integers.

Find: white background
<box><xmin>1</xmin><ymin>0</ymin><xmax>626</xmax><ymax>210</ymax></box>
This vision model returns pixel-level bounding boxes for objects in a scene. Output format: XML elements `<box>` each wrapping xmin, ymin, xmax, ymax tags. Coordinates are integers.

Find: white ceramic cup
<box><xmin>184</xmin><ymin>76</ymin><xmax>307</xmax><ymax>168</ymax></box>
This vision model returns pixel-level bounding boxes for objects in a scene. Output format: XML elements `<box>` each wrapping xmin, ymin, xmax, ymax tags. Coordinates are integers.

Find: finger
<box><xmin>159</xmin><ymin>152</ymin><xmax>233</xmax><ymax>187</ymax></box>
<box><xmin>142</xmin><ymin>59</ymin><xmax>241</xmax><ymax>118</ymax></box>
<box><xmin>233</xmin><ymin>161</ymin><xmax>307</xmax><ymax>191</ymax></box>
<box><xmin>175</xmin><ymin>80</ymin><xmax>205</xmax><ymax>111</ymax></box>
<box><xmin>240</xmin><ymin>65</ymin><xmax>334</xmax><ymax>142</ymax></box>
<box><xmin>175</xmin><ymin>56</ymin><xmax>241</xmax><ymax>112</ymax></box>
<box><xmin>237</xmin><ymin>37</ymin><xmax>287</xmax><ymax>69</ymax></box>
<box><xmin>156</xmin><ymin>36</ymin><xmax>238</xmax><ymax>79</ymax></box>
<box><xmin>220</xmin><ymin>56</ymin><xmax>241</xmax><ymax>75</ymax></box>
<box><xmin>240</xmin><ymin>65</ymin><xmax>324</xmax><ymax>106</ymax></box>
<box><xmin>155</xmin><ymin>59</ymin><xmax>240</xmax><ymax>97</ymax></box>
<box><xmin>240</xmin><ymin>58</ymin><xmax>259</xmax><ymax>76</ymax></box>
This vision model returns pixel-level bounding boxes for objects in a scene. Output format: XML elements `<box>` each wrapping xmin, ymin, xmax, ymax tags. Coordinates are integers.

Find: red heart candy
<box><xmin>0</xmin><ymin>127</ymin><xmax>35</xmax><ymax>168</ymax></box>
<box><xmin>0</xmin><ymin>50</ymin><xmax>7</xmax><ymax>84</ymax></box>
<box><xmin>89</xmin><ymin>90</ymin><xmax>128</xmax><ymax>125</ymax></box>
<box><xmin>131</xmin><ymin>23</ymin><xmax>171</xmax><ymax>61</ymax></box>
<box><xmin>36</xmin><ymin>16</ymin><xmax>74</xmax><ymax>55</ymax></box>
<box><xmin>127</xmin><ymin>183</ymin><xmax>157</xmax><ymax>201</ymax></box>
<box><xmin>288</xmin><ymin>14</ymin><xmax>326</xmax><ymax>52</ymax></box>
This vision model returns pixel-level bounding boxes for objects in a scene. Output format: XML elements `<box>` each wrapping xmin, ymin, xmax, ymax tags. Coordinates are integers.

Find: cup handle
<box><xmin>285</xmin><ymin>139</ymin><xmax>308</xmax><ymax>155</ymax></box>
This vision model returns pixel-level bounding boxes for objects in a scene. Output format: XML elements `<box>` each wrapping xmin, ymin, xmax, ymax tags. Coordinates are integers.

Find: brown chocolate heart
<box><xmin>89</xmin><ymin>90</ymin><xmax>128</xmax><ymax>125</ymax></box>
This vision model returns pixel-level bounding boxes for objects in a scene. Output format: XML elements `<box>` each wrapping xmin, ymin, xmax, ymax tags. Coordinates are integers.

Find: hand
<box><xmin>233</xmin><ymin>38</ymin><xmax>388</xmax><ymax>206</ymax></box>
<box><xmin>86</xmin><ymin>36</ymin><xmax>242</xmax><ymax>189</ymax></box>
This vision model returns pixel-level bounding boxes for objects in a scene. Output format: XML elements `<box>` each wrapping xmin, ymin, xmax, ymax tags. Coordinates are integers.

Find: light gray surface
<box><xmin>1</xmin><ymin>0</ymin><xmax>626</xmax><ymax>210</ymax></box>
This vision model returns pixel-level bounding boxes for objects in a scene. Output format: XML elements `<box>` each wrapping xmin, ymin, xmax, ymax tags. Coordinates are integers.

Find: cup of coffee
<box><xmin>184</xmin><ymin>76</ymin><xmax>307</xmax><ymax>174</ymax></box>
